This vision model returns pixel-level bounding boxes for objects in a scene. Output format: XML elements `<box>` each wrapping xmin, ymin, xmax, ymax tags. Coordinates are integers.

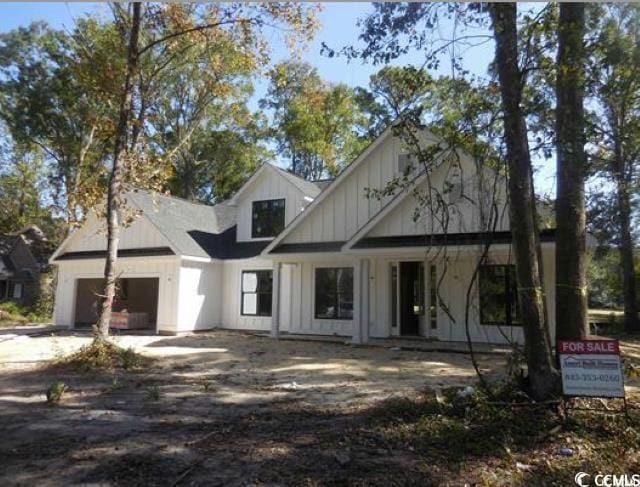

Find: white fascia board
<box><xmin>49</xmin><ymin>229</ymin><xmax>77</xmax><ymax>264</ymax></box>
<box><xmin>180</xmin><ymin>255</ymin><xmax>220</xmax><ymax>264</ymax></box>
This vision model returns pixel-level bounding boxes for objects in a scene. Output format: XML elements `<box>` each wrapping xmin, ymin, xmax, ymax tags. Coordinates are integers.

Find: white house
<box><xmin>51</xmin><ymin>127</ymin><xmax>557</xmax><ymax>344</ymax></box>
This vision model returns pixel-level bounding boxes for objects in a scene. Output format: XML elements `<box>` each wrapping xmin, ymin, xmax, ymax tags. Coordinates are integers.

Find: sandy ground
<box><xmin>1</xmin><ymin>330</ymin><xmax>637</xmax><ymax>486</ymax></box>
<box><xmin>0</xmin><ymin>330</ymin><xmax>505</xmax><ymax>486</ymax></box>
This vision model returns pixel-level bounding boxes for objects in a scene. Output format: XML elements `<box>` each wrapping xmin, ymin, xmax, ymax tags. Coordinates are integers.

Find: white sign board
<box><xmin>558</xmin><ymin>339</ymin><xmax>625</xmax><ymax>398</ymax></box>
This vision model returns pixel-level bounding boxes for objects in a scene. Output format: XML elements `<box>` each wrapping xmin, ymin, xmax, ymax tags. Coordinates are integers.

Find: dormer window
<box><xmin>252</xmin><ymin>199</ymin><xmax>285</xmax><ymax>238</ymax></box>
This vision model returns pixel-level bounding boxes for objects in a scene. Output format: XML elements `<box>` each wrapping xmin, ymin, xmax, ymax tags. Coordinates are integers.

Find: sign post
<box><xmin>558</xmin><ymin>339</ymin><xmax>627</xmax><ymax>417</ymax></box>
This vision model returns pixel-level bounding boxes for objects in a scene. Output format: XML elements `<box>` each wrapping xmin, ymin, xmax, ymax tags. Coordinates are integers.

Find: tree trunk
<box><xmin>617</xmin><ymin>175</ymin><xmax>639</xmax><ymax>332</ymax></box>
<box><xmin>555</xmin><ymin>3</ymin><xmax>589</xmax><ymax>340</ymax></box>
<box><xmin>489</xmin><ymin>3</ymin><xmax>559</xmax><ymax>400</ymax></box>
<box><xmin>96</xmin><ymin>3</ymin><xmax>142</xmax><ymax>340</ymax></box>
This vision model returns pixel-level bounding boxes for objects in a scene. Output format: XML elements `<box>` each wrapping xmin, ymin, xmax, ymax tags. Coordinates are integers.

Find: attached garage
<box><xmin>51</xmin><ymin>190</ymin><xmax>237</xmax><ymax>334</ymax></box>
<box><xmin>74</xmin><ymin>277</ymin><xmax>159</xmax><ymax>329</ymax></box>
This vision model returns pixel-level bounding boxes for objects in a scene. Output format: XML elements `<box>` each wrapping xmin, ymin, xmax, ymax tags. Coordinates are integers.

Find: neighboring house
<box><xmin>51</xmin><ymin>128</ymin><xmax>557</xmax><ymax>344</ymax></box>
<box><xmin>0</xmin><ymin>226</ymin><xmax>52</xmax><ymax>306</ymax></box>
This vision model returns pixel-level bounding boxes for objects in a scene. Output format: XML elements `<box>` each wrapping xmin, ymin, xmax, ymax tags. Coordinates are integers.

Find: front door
<box><xmin>399</xmin><ymin>261</ymin><xmax>423</xmax><ymax>336</ymax></box>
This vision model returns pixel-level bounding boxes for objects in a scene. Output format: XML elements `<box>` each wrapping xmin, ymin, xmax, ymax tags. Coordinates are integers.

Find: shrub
<box><xmin>53</xmin><ymin>339</ymin><xmax>148</xmax><ymax>372</ymax></box>
<box><xmin>46</xmin><ymin>381</ymin><xmax>67</xmax><ymax>404</ymax></box>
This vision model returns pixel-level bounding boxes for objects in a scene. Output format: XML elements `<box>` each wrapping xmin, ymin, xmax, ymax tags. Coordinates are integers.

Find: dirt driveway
<box><xmin>0</xmin><ymin>331</ymin><xmax>502</xmax><ymax>485</ymax></box>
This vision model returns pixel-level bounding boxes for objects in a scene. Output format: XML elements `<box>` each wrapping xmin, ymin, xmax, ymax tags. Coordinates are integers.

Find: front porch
<box><xmin>267</xmin><ymin>245</ymin><xmax>556</xmax><ymax>345</ymax></box>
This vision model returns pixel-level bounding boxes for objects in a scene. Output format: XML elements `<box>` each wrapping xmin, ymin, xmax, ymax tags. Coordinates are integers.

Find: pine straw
<box><xmin>364</xmin><ymin>386</ymin><xmax>640</xmax><ymax>485</ymax></box>
<box><xmin>51</xmin><ymin>338</ymin><xmax>150</xmax><ymax>372</ymax></box>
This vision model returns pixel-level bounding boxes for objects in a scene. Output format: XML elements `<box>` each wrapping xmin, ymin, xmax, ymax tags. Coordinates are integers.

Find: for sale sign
<box><xmin>558</xmin><ymin>339</ymin><xmax>625</xmax><ymax>398</ymax></box>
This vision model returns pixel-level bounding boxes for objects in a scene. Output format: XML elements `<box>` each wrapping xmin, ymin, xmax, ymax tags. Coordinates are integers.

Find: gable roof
<box><xmin>127</xmin><ymin>190</ymin><xmax>236</xmax><ymax>260</ymax></box>
<box><xmin>0</xmin><ymin>235</ymin><xmax>18</xmax><ymax>274</ymax></box>
<box><xmin>229</xmin><ymin>163</ymin><xmax>321</xmax><ymax>205</ymax></box>
<box><xmin>0</xmin><ymin>235</ymin><xmax>18</xmax><ymax>257</ymax></box>
<box><xmin>271</xmin><ymin>165</ymin><xmax>322</xmax><ymax>198</ymax></box>
<box><xmin>262</xmin><ymin>125</ymin><xmax>397</xmax><ymax>255</ymax></box>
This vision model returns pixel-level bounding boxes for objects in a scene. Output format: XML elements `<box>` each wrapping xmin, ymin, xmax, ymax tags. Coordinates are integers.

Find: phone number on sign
<box><xmin>563</xmin><ymin>373</ymin><xmax>621</xmax><ymax>383</ymax></box>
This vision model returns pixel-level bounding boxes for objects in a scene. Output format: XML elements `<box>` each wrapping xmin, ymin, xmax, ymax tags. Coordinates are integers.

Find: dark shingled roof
<box><xmin>0</xmin><ymin>235</ymin><xmax>18</xmax><ymax>256</ymax></box>
<box><xmin>0</xmin><ymin>236</ymin><xmax>18</xmax><ymax>274</ymax></box>
<box><xmin>188</xmin><ymin>226</ymin><xmax>270</xmax><ymax>260</ymax></box>
<box><xmin>127</xmin><ymin>190</ymin><xmax>237</xmax><ymax>259</ymax></box>
<box><xmin>56</xmin><ymin>247</ymin><xmax>175</xmax><ymax>261</ymax></box>
<box><xmin>271</xmin><ymin>241</ymin><xmax>346</xmax><ymax>254</ymax></box>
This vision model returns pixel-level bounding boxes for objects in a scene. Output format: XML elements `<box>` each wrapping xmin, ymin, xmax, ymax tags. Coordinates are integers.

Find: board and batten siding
<box><xmin>220</xmin><ymin>259</ymin><xmax>274</xmax><ymax>331</ymax></box>
<box><xmin>175</xmin><ymin>261</ymin><xmax>222</xmax><ymax>332</ymax></box>
<box><xmin>235</xmin><ymin>168</ymin><xmax>310</xmax><ymax>242</ymax></box>
<box><xmin>281</xmin><ymin>259</ymin><xmax>355</xmax><ymax>337</ymax></box>
<box><xmin>367</xmin><ymin>162</ymin><xmax>510</xmax><ymax>238</ymax></box>
<box><xmin>62</xmin><ymin>211</ymin><xmax>168</xmax><ymax>253</ymax></box>
<box><xmin>282</xmin><ymin>132</ymin><xmax>448</xmax><ymax>245</ymax></box>
<box><xmin>53</xmin><ymin>257</ymin><xmax>181</xmax><ymax>333</ymax></box>
<box><xmin>280</xmin><ymin>131</ymin><xmax>513</xmax><ymax>246</ymax></box>
<box><xmin>360</xmin><ymin>248</ymin><xmax>556</xmax><ymax>345</ymax></box>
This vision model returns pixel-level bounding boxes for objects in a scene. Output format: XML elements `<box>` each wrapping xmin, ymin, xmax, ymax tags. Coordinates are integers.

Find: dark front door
<box><xmin>400</xmin><ymin>261</ymin><xmax>423</xmax><ymax>336</ymax></box>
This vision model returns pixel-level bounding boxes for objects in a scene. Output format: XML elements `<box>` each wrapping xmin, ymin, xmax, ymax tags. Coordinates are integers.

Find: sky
<box><xmin>0</xmin><ymin>2</ymin><xmax>556</xmax><ymax>196</ymax></box>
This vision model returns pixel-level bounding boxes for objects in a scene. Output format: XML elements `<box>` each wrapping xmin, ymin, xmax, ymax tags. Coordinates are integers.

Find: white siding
<box><xmin>282</xmin><ymin>132</ymin><xmax>447</xmax><ymax>245</ymax></box>
<box><xmin>62</xmin><ymin>211</ymin><xmax>168</xmax><ymax>253</ymax></box>
<box><xmin>362</xmin><ymin>247</ymin><xmax>556</xmax><ymax>345</ymax></box>
<box><xmin>235</xmin><ymin>168</ymin><xmax>310</xmax><ymax>242</ymax></box>
<box><xmin>285</xmin><ymin>259</ymin><xmax>355</xmax><ymax>337</ymax></box>
<box><xmin>368</xmin><ymin>158</ymin><xmax>510</xmax><ymax>238</ymax></box>
<box><xmin>53</xmin><ymin>257</ymin><xmax>181</xmax><ymax>333</ymax></box>
<box><xmin>176</xmin><ymin>261</ymin><xmax>222</xmax><ymax>331</ymax></box>
<box><xmin>220</xmin><ymin>259</ymin><xmax>274</xmax><ymax>331</ymax></box>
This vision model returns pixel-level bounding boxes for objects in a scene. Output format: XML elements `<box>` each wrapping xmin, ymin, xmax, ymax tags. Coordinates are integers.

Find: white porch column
<box><xmin>270</xmin><ymin>261</ymin><xmax>282</xmax><ymax>339</ymax></box>
<box><xmin>352</xmin><ymin>258</ymin><xmax>370</xmax><ymax>345</ymax></box>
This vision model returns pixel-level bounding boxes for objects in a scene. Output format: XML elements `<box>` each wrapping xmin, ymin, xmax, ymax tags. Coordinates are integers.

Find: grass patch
<box><xmin>366</xmin><ymin>386</ymin><xmax>640</xmax><ymax>484</ymax></box>
<box><xmin>52</xmin><ymin>338</ymin><xmax>149</xmax><ymax>372</ymax></box>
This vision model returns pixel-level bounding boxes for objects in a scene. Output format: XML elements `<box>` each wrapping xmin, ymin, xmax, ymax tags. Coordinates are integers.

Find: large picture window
<box><xmin>315</xmin><ymin>267</ymin><xmax>353</xmax><ymax>320</ymax></box>
<box><xmin>241</xmin><ymin>270</ymin><xmax>273</xmax><ymax>316</ymax></box>
<box><xmin>479</xmin><ymin>265</ymin><xmax>520</xmax><ymax>326</ymax></box>
<box><xmin>252</xmin><ymin>199</ymin><xmax>285</xmax><ymax>238</ymax></box>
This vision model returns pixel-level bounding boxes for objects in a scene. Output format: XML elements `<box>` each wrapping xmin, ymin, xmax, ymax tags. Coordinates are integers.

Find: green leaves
<box><xmin>262</xmin><ymin>60</ymin><xmax>368</xmax><ymax>180</ymax></box>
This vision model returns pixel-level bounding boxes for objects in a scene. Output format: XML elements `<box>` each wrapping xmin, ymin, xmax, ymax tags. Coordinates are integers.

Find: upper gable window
<box><xmin>397</xmin><ymin>154</ymin><xmax>415</xmax><ymax>175</ymax></box>
<box><xmin>252</xmin><ymin>199</ymin><xmax>285</xmax><ymax>238</ymax></box>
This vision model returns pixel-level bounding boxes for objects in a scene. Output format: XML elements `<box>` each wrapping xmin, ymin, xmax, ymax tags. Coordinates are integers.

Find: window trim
<box><xmin>240</xmin><ymin>269</ymin><xmax>273</xmax><ymax>317</ymax></box>
<box><xmin>479</xmin><ymin>264</ymin><xmax>521</xmax><ymax>327</ymax></box>
<box><xmin>251</xmin><ymin>198</ymin><xmax>286</xmax><ymax>239</ymax></box>
<box><xmin>313</xmin><ymin>266</ymin><xmax>354</xmax><ymax>321</ymax></box>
